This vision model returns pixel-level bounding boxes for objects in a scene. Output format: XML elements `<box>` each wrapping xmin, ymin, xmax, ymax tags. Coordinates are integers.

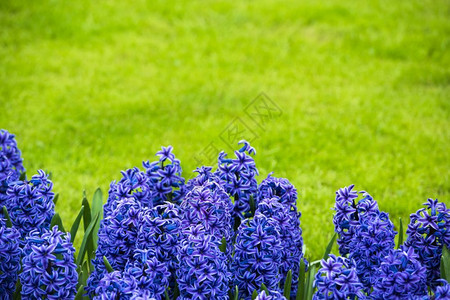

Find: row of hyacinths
<box><xmin>0</xmin><ymin>128</ymin><xmax>449</xmax><ymax>300</ymax></box>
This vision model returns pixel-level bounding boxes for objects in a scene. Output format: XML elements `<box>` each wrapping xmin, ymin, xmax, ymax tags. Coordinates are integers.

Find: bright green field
<box><xmin>1</xmin><ymin>0</ymin><xmax>449</xmax><ymax>258</ymax></box>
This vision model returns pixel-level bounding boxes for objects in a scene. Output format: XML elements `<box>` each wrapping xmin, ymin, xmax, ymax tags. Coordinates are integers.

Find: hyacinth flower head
<box><xmin>20</xmin><ymin>226</ymin><xmax>77</xmax><ymax>299</ymax></box>
<box><xmin>233</xmin><ymin>212</ymin><xmax>282</xmax><ymax>299</ymax></box>
<box><xmin>181</xmin><ymin>180</ymin><xmax>234</xmax><ymax>258</ymax></box>
<box><xmin>123</xmin><ymin>249</ymin><xmax>170</xmax><ymax>299</ymax></box>
<box><xmin>0</xmin><ymin>217</ymin><xmax>21</xmax><ymax>299</ymax></box>
<box><xmin>93</xmin><ymin>271</ymin><xmax>136</xmax><ymax>300</ymax></box>
<box><xmin>405</xmin><ymin>198</ymin><xmax>450</xmax><ymax>288</ymax></box>
<box><xmin>434</xmin><ymin>280</ymin><xmax>450</xmax><ymax>299</ymax></box>
<box><xmin>255</xmin><ymin>290</ymin><xmax>287</xmax><ymax>300</ymax></box>
<box><xmin>371</xmin><ymin>246</ymin><xmax>427</xmax><ymax>299</ymax></box>
<box><xmin>6</xmin><ymin>170</ymin><xmax>55</xmax><ymax>243</ymax></box>
<box><xmin>176</xmin><ymin>225</ymin><xmax>230</xmax><ymax>300</ymax></box>
<box><xmin>87</xmin><ymin>197</ymin><xmax>142</xmax><ymax>296</ymax></box>
<box><xmin>135</xmin><ymin>202</ymin><xmax>181</xmax><ymax>297</ymax></box>
<box><xmin>215</xmin><ymin>140</ymin><xmax>258</xmax><ymax>219</ymax></box>
<box><xmin>143</xmin><ymin>145</ymin><xmax>185</xmax><ymax>206</ymax></box>
<box><xmin>333</xmin><ymin>185</ymin><xmax>381</xmax><ymax>256</ymax></box>
<box><xmin>256</xmin><ymin>197</ymin><xmax>306</xmax><ymax>299</ymax></box>
<box><xmin>347</xmin><ymin>211</ymin><xmax>396</xmax><ymax>291</ymax></box>
<box><xmin>258</xmin><ymin>173</ymin><xmax>297</xmax><ymax>209</ymax></box>
<box><xmin>313</xmin><ymin>254</ymin><xmax>365</xmax><ymax>300</ymax></box>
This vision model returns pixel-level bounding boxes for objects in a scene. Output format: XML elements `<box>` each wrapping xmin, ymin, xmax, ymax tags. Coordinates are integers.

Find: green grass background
<box><xmin>1</xmin><ymin>0</ymin><xmax>449</xmax><ymax>258</ymax></box>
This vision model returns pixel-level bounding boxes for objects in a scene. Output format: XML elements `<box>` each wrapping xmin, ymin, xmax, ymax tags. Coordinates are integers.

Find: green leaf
<box><xmin>74</xmin><ymin>285</ymin><xmax>84</xmax><ymax>300</ymax></box>
<box><xmin>165</xmin><ymin>290</ymin><xmax>170</xmax><ymax>300</ymax></box>
<box><xmin>296</xmin><ymin>259</ymin><xmax>306</xmax><ymax>300</ymax></box>
<box><xmin>219</xmin><ymin>237</ymin><xmax>227</xmax><ymax>253</ymax></box>
<box><xmin>251</xmin><ymin>289</ymin><xmax>258</xmax><ymax>300</ymax></box>
<box><xmin>103</xmin><ymin>256</ymin><xmax>114</xmax><ymax>273</ymax></box>
<box><xmin>70</xmin><ymin>206</ymin><xmax>85</xmax><ymax>243</ymax></box>
<box><xmin>305</xmin><ymin>264</ymin><xmax>317</xmax><ymax>300</ymax></box>
<box><xmin>2</xmin><ymin>206</ymin><xmax>12</xmax><ymax>228</ymax></box>
<box><xmin>260</xmin><ymin>283</ymin><xmax>269</xmax><ymax>295</ymax></box>
<box><xmin>234</xmin><ymin>286</ymin><xmax>239</xmax><ymax>300</ymax></box>
<box><xmin>76</xmin><ymin>212</ymin><xmax>100</xmax><ymax>266</ymax></box>
<box><xmin>19</xmin><ymin>171</ymin><xmax>26</xmax><ymax>181</ymax></box>
<box><xmin>13</xmin><ymin>279</ymin><xmax>21</xmax><ymax>300</ymax></box>
<box><xmin>249</xmin><ymin>195</ymin><xmax>256</xmax><ymax>216</ymax></box>
<box><xmin>397</xmin><ymin>218</ymin><xmax>403</xmax><ymax>249</ymax></box>
<box><xmin>323</xmin><ymin>233</ymin><xmax>337</xmax><ymax>260</ymax></box>
<box><xmin>283</xmin><ymin>269</ymin><xmax>292</xmax><ymax>299</ymax></box>
<box><xmin>53</xmin><ymin>193</ymin><xmax>59</xmax><ymax>206</ymax></box>
<box><xmin>82</xmin><ymin>194</ymin><xmax>92</xmax><ymax>231</ymax></box>
<box><xmin>50</xmin><ymin>212</ymin><xmax>65</xmax><ymax>232</ymax></box>
<box><xmin>82</xmin><ymin>194</ymin><xmax>94</xmax><ymax>271</ymax></box>
<box><xmin>441</xmin><ymin>245</ymin><xmax>450</xmax><ymax>282</ymax></box>
<box><xmin>91</xmin><ymin>188</ymin><xmax>103</xmax><ymax>248</ymax></box>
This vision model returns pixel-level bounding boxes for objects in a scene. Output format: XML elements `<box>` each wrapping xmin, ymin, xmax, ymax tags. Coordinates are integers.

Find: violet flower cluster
<box><xmin>0</xmin><ymin>130</ymin><xmax>25</xmax><ymax>208</ymax></box>
<box><xmin>215</xmin><ymin>140</ymin><xmax>258</xmax><ymax>218</ymax></box>
<box><xmin>371</xmin><ymin>247</ymin><xmax>428</xmax><ymax>299</ymax></box>
<box><xmin>177</xmin><ymin>226</ymin><xmax>231</xmax><ymax>299</ymax></box>
<box><xmin>405</xmin><ymin>198</ymin><xmax>450</xmax><ymax>288</ymax></box>
<box><xmin>6</xmin><ymin>170</ymin><xmax>55</xmax><ymax>242</ymax></box>
<box><xmin>0</xmin><ymin>217</ymin><xmax>21</xmax><ymax>299</ymax></box>
<box><xmin>20</xmin><ymin>226</ymin><xmax>78</xmax><ymax>299</ymax></box>
<box><xmin>313</xmin><ymin>254</ymin><xmax>365</xmax><ymax>300</ymax></box>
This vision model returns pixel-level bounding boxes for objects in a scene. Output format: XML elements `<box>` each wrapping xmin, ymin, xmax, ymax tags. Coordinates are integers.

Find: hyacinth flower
<box><xmin>258</xmin><ymin>173</ymin><xmax>297</xmax><ymax>209</ymax></box>
<box><xmin>255</xmin><ymin>290</ymin><xmax>287</xmax><ymax>300</ymax></box>
<box><xmin>181</xmin><ymin>180</ymin><xmax>234</xmax><ymax>258</ymax></box>
<box><xmin>371</xmin><ymin>246</ymin><xmax>427</xmax><ymax>299</ymax></box>
<box><xmin>347</xmin><ymin>211</ymin><xmax>396</xmax><ymax>291</ymax></box>
<box><xmin>87</xmin><ymin>197</ymin><xmax>142</xmax><ymax>296</ymax></box>
<box><xmin>135</xmin><ymin>203</ymin><xmax>181</xmax><ymax>297</ymax></box>
<box><xmin>0</xmin><ymin>217</ymin><xmax>21</xmax><ymax>299</ymax></box>
<box><xmin>405</xmin><ymin>198</ymin><xmax>450</xmax><ymax>288</ymax></box>
<box><xmin>215</xmin><ymin>140</ymin><xmax>258</xmax><ymax>219</ymax></box>
<box><xmin>434</xmin><ymin>280</ymin><xmax>450</xmax><ymax>299</ymax></box>
<box><xmin>143</xmin><ymin>145</ymin><xmax>185</xmax><ymax>206</ymax></box>
<box><xmin>123</xmin><ymin>249</ymin><xmax>170</xmax><ymax>299</ymax></box>
<box><xmin>176</xmin><ymin>225</ymin><xmax>230</xmax><ymax>300</ymax></box>
<box><xmin>6</xmin><ymin>170</ymin><xmax>55</xmax><ymax>243</ymax></box>
<box><xmin>185</xmin><ymin>166</ymin><xmax>216</xmax><ymax>192</ymax></box>
<box><xmin>93</xmin><ymin>270</ymin><xmax>136</xmax><ymax>300</ymax></box>
<box><xmin>103</xmin><ymin>167</ymin><xmax>153</xmax><ymax>217</ymax></box>
<box><xmin>313</xmin><ymin>254</ymin><xmax>365</xmax><ymax>300</ymax></box>
<box><xmin>256</xmin><ymin>197</ymin><xmax>305</xmax><ymax>299</ymax></box>
<box><xmin>0</xmin><ymin>130</ymin><xmax>25</xmax><ymax>208</ymax></box>
<box><xmin>233</xmin><ymin>212</ymin><xmax>282</xmax><ymax>299</ymax></box>
<box><xmin>20</xmin><ymin>226</ymin><xmax>78</xmax><ymax>299</ymax></box>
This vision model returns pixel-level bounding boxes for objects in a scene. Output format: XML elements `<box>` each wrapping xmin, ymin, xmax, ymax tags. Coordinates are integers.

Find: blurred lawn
<box><xmin>0</xmin><ymin>0</ymin><xmax>449</xmax><ymax>258</ymax></box>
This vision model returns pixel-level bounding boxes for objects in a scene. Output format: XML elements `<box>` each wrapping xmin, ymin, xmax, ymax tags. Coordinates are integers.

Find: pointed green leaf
<box><xmin>50</xmin><ymin>212</ymin><xmax>66</xmax><ymax>232</ymax></box>
<box><xmin>441</xmin><ymin>245</ymin><xmax>450</xmax><ymax>282</ymax></box>
<box><xmin>76</xmin><ymin>212</ymin><xmax>100</xmax><ymax>266</ymax></box>
<box><xmin>103</xmin><ymin>256</ymin><xmax>114</xmax><ymax>273</ymax></box>
<box><xmin>70</xmin><ymin>206</ymin><xmax>85</xmax><ymax>243</ymax></box>
<box><xmin>2</xmin><ymin>206</ymin><xmax>12</xmax><ymax>228</ymax></box>
<box><xmin>323</xmin><ymin>233</ymin><xmax>337</xmax><ymax>260</ymax></box>
<box><xmin>82</xmin><ymin>195</ymin><xmax>91</xmax><ymax>231</ymax></box>
<box><xmin>260</xmin><ymin>283</ymin><xmax>269</xmax><ymax>295</ymax></box>
<box><xmin>234</xmin><ymin>286</ymin><xmax>239</xmax><ymax>300</ymax></box>
<box><xmin>283</xmin><ymin>269</ymin><xmax>292</xmax><ymax>299</ymax></box>
<box><xmin>53</xmin><ymin>193</ymin><xmax>59</xmax><ymax>206</ymax></box>
<box><xmin>397</xmin><ymin>218</ymin><xmax>404</xmax><ymax>249</ymax></box>
<box><xmin>13</xmin><ymin>278</ymin><xmax>21</xmax><ymax>300</ymax></box>
<box><xmin>249</xmin><ymin>195</ymin><xmax>256</xmax><ymax>216</ymax></box>
<box><xmin>252</xmin><ymin>289</ymin><xmax>258</xmax><ymax>300</ymax></box>
<box><xmin>305</xmin><ymin>264</ymin><xmax>317</xmax><ymax>300</ymax></box>
<box><xmin>19</xmin><ymin>172</ymin><xmax>26</xmax><ymax>181</ymax></box>
<box><xmin>75</xmin><ymin>285</ymin><xmax>84</xmax><ymax>300</ymax></box>
<box><xmin>165</xmin><ymin>290</ymin><xmax>170</xmax><ymax>300</ymax></box>
<box><xmin>219</xmin><ymin>237</ymin><xmax>227</xmax><ymax>253</ymax></box>
<box><xmin>91</xmin><ymin>188</ymin><xmax>103</xmax><ymax>247</ymax></box>
<box><xmin>296</xmin><ymin>259</ymin><xmax>306</xmax><ymax>300</ymax></box>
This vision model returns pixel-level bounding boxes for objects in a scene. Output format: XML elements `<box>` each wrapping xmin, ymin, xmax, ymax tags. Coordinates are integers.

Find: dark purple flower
<box><xmin>20</xmin><ymin>226</ymin><xmax>77</xmax><ymax>299</ymax></box>
<box><xmin>0</xmin><ymin>217</ymin><xmax>21</xmax><ymax>298</ymax></box>
<box><xmin>405</xmin><ymin>199</ymin><xmax>449</xmax><ymax>288</ymax></box>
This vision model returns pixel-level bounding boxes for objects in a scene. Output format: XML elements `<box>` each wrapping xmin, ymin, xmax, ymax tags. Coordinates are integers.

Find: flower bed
<box><xmin>0</xmin><ymin>129</ymin><xmax>449</xmax><ymax>300</ymax></box>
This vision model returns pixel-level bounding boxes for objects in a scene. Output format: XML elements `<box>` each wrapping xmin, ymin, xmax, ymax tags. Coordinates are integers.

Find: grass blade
<box><xmin>283</xmin><ymin>269</ymin><xmax>292</xmax><ymax>299</ymax></box>
<box><xmin>2</xmin><ymin>206</ymin><xmax>12</xmax><ymax>228</ymax></box>
<box><xmin>50</xmin><ymin>212</ymin><xmax>65</xmax><ymax>232</ymax></box>
<box><xmin>76</xmin><ymin>212</ymin><xmax>100</xmax><ymax>266</ymax></box>
<box><xmin>70</xmin><ymin>206</ymin><xmax>85</xmax><ymax>243</ymax></box>
<box><xmin>296</xmin><ymin>259</ymin><xmax>306</xmax><ymax>300</ymax></box>
<box><xmin>397</xmin><ymin>217</ymin><xmax>403</xmax><ymax>249</ymax></box>
<box><xmin>322</xmin><ymin>233</ymin><xmax>337</xmax><ymax>260</ymax></box>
